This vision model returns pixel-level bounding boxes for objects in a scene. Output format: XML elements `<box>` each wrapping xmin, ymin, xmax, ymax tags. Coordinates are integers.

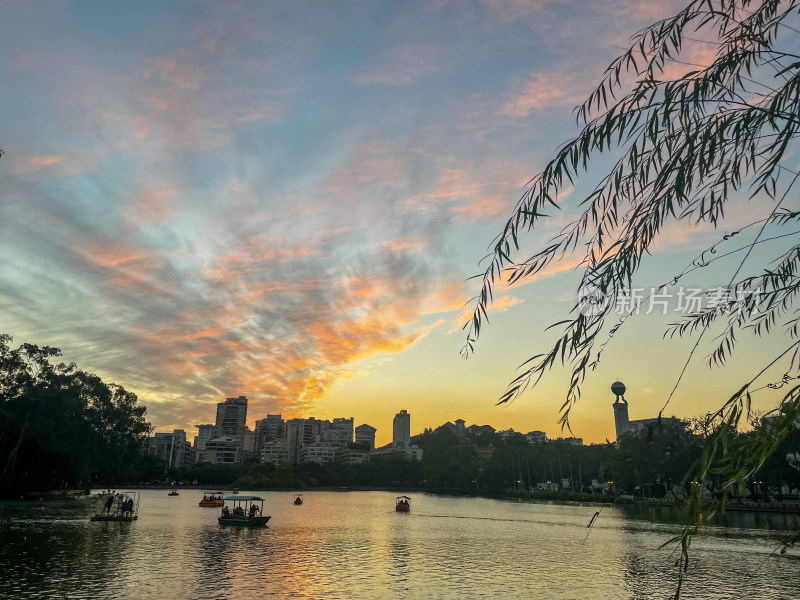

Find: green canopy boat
<box><xmin>218</xmin><ymin>495</ymin><xmax>271</xmax><ymax>526</ymax></box>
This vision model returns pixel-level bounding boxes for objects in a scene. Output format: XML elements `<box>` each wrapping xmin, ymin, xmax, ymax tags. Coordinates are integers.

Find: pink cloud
<box><xmin>500</xmin><ymin>71</ymin><xmax>589</xmax><ymax>117</ymax></box>
<box><xmin>378</xmin><ymin>233</ymin><xmax>431</xmax><ymax>254</ymax></box>
<box><xmin>327</xmin><ymin>140</ymin><xmax>409</xmax><ymax>198</ymax></box>
<box><xmin>456</xmin><ymin>193</ymin><xmax>509</xmax><ymax>219</ymax></box>
<box><xmin>480</xmin><ymin>0</ymin><xmax>549</xmax><ymax>22</ymax></box>
<box><xmin>404</xmin><ymin>164</ymin><xmax>520</xmax><ymax>221</ymax></box>
<box><xmin>11</xmin><ymin>153</ymin><xmax>64</xmax><ymax>171</ymax></box>
<box><xmin>124</xmin><ymin>182</ymin><xmax>184</xmax><ymax>226</ymax></box>
<box><xmin>6</xmin><ymin>151</ymin><xmax>95</xmax><ymax>180</ymax></box>
<box><xmin>355</xmin><ymin>45</ymin><xmax>441</xmax><ymax>86</ymax></box>
<box><xmin>659</xmin><ymin>42</ymin><xmax>719</xmax><ymax>81</ymax></box>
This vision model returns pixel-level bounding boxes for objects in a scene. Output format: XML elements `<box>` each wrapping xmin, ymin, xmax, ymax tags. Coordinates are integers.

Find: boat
<box><xmin>168</xmin><ymin>489</ymin><xmax>179</xmax><ymax>496</ymax></box>
<box><xmin>232</xmin><ymin>488</ymin><xmax>239</xmax><ymax>494</ymax></box>
<box><xmin>90</xmin><ymin>491</ymin><xmax>140</xmax><ymax>522</ymax></box>
<box><xmin>218</xmin><ymin>495</ymin><xmax>271</xmax><ymax>526</ymax></box>
<box><xmin>293</xmin><ymin>494</ymin><xmax>303</xmax><ymax>505</ymax></box>
<box><xmin>395</xmin><ymin>495</ymin><xmax>410</xmax><ymax>512</ymax></box>
<box><xmin>199</xmin><ymin>491</ymin><xmax>225</xmax><ymax>507</ymax></box>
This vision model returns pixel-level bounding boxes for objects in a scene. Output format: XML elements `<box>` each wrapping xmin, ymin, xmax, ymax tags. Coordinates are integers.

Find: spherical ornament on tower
<box><xmin>611</xmin><ymin>381</ymin><xmax>626</xmax><ymax>398</ymax></box>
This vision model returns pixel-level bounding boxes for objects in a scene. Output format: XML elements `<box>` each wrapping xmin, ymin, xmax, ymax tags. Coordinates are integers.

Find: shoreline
<box><xmin>8</xmin><ymin>488</ymin><xmax>800</xmax><ymax>514</ymax></box>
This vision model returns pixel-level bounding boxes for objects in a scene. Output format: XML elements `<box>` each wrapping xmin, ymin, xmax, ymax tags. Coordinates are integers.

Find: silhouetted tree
<box><xmin>0</xmin><ymin>334</ymin><xmax>152</xmax><ymax>494</ymax></box>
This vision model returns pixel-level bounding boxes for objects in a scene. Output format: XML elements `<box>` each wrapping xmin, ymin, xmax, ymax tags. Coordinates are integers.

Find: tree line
<box><xmin>0</xmin><ymin>334</ymin><xmax>154</xmax><ymax>496</ymax></box>
<box><xmin>161</xmin><ymin>420</ymin><xmax>800</xmax><ymax>500</ymax></box>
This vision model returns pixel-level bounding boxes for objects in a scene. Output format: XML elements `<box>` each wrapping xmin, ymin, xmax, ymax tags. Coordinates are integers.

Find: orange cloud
<box><xmin>378</xmin><ymin>234</ymin><xmax>431</xmax><ymax>254</ymax></box>
<box><xmin>448</xmin><ymin>294</ymin><xmax>523</xmax><ymax>333</ymax></box>
<box><xmin>456</xmin><ymin>193</ymin><xmax>509</xmax><ymax>219</ymax></box>
<box><xmin>6</xmin><ymin>151</ymin><xmax>94</xmax><ymax>180</ymax></box>
<box><xmin>11</xmin><ymin>154</ymin><xmax>64</xmax><ymax>172</ymax></box>
<box><xmin>404</xmin><ymin>164</ymin><xmax>519</xmax><ymax>221</ymax></box>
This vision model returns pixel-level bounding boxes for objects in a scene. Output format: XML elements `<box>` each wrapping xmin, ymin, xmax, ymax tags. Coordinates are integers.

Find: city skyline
<box><xmin>175</xmin><ymin>393</ymin><xmax>587</xmax><ymax>451</ymax></box>
<box><xmin>2</xmin><ymin>0</ymin><xmax>789</xmax><ymax>448</ymax></box>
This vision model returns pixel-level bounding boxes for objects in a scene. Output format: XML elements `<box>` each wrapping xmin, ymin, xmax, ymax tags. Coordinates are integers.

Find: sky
<box><xmin>2</xmin><ymin>0</ymin><xmax>796</xmax><ymax>447</ymax></box>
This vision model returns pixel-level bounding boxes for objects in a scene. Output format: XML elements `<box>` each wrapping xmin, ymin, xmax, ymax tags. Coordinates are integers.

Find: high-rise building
<box><xmin>254</xmin><ymin>414</ymin><xmax>284</xmax><ymax>452</ymax></box>
<box><xmin>193</xmin><ymin>423</ymin><xmax>216</xmax><ymax>463</ymax></box>
<box><xmin>261</xmin><ymin>439</ymin><xmax>290</xmax><ymax>465</ymax></box>
<box><xmin>215</xmin><ymin>396</ymin><xmax>248</xmax><ymax>441</ymax></box>
<box><xmin>143</xmin><ymin>429</ymin><xmax>193</xmax><ymax>468</ymax></box>
<box><xmin>393</xmin><ymin>409</ymin><xmax>411</xmax><ymax>448</ymax></box>
<box><xmin>194</xmin><ymin>424</ymin><xmax>216</xmax><ymax>449</ymax></box>
<box><xmin>242</xmin><ymin>426</ymin><xmax>254</xmax><ymax>453</ymax></box>
<box><xmin>204</xmin><ymin>436</ymin><xmax>240</xmax><ymax>464</ymax></box>
<box><xmin>355</xmin><ymin>424</ymin><xmax>377</xmax><ymax>450</ymax></box>
<box><xmin>285</xmin><ymin>418</ymin><xmax>306</xmax><ymax>464</ymax></box>
<box><xmin>324</xmin><ymin>417</ymin><xmax>354</xmax><ymax>447</ymax></box>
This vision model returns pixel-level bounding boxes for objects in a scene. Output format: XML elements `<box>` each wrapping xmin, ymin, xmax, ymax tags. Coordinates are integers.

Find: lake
<box><xmin>0</xmin><ymin>490</ymin><xmax>797</xmax><ymax>599</ymax></box>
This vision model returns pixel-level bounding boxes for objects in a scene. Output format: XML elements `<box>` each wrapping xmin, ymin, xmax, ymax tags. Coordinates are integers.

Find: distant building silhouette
<box><xmin>261</xmin><ymin>439</ymin><xmax>289</xmax><ymax>465</ymax></box>
<box><xmin>393</xmin><ymin>409</ymin><xmax>411</xmax><ymax>448</ymax></box>
<box><xmin>612</xmin><ymin>381</ymin><xmax>630</xmax><ymax>441</ymax></box>
<box><xmin>215</xmin><ymin>396</ymin><xmax>248</xmax><ymax>441</ymax></box>
<box><xmin>525</xmin><ymin>430</ymin><xmax>546</xmax><ymax>443</ymax></box>
<box><xmin>242</xmin><ymin>426</ymin><xmax>254</xmax><ymax>453</ymax></box>
<box><xmin>204</xmin><ymin>436</ymin><xmax>240</xmax><ymax>464</ymax></box>
<box><xmin>254</xmin><ymin>414</ymin><xmax>285</xmax><ymax>453</ymax></box>
<box><xmin>467</xmin><ymin>424</ymin><xmax>496</xmax><ymax>435</ymax></box>
<box><xmin>193</xmin><ymin>424</ymin><xmax>216</xmax><ymax>462</ymax></box>
<box><xmin>355</xmin><ymin>424</ymin><xmax>377</xmax><ymax>450</ymax></box>
<box><xmin>612</xmin><ymin>381</ymin><xmax>682</xmax><ymax>442</ymax></box>
<box><xmin>144</xmin><ymin>429</ymin><xmax>193</xmax><ymax>468</ymax></box>
<box><xmin>439</xmin><ymin>418</ymin><xmax>468</xmax><ymax>437</ymax></box>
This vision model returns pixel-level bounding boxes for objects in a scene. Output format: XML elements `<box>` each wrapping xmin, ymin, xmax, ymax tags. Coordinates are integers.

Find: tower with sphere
<box><xmin>611</xmin><ymin>381</ymin><xmax>629</xmax><ymax>442</ymax></box>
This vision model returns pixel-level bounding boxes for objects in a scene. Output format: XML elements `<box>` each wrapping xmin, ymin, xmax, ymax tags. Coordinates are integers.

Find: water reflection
<box><xmin>0</xmin><ymin>492</ymin><xmax>797</xmax><ymax>599</ymax></box>
<box><xmin>387</xmin><ymin>538</ymin><xmax>411</xmax><ymax>593</ymax></box>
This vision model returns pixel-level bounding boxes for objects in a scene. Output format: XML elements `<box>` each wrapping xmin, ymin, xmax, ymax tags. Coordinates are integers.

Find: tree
<box><xmin>462</xmin><ymin>0</ymin><xmax>800</xmax><ymax>593</ymax></box>
<box><xmin>0</xmin><ymin>334</ymin><xmax>153</xmax><ymax>494</ymax></box>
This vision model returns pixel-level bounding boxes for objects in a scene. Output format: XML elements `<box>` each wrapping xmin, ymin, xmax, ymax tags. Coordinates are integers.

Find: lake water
<box><xmin>0</xmin><ymin>490</ymin><xmax>797</xmax><ymax>599</ymax></box>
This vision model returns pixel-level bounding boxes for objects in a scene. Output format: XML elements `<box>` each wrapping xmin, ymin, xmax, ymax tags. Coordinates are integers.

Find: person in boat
<box><xmin>121</xmin><ymin>498</ymin><xmax>133</xmax><ymax>514</ymax></box>
<box><xmin>104</xmin><ymin>495</ymin><xmax>115</xmax><ymax>514</ymax></box>
<box><xmin>233</xmin><ymin>506</ymin><xmax>244</xmax><ymax>517</ymax></box>
<box><xmin>249</xmin><ymin>504</ymin><xmax>258</xmax><ymax>518</ymax></box>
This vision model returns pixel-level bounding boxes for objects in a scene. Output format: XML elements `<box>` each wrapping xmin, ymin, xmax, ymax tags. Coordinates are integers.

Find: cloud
<box><xmin>355</xmin><ymin>45</ymin><xmax>442</xmax><ymax>86</ymax></box>
<box><xmin>404</xmin><ymin>163</ymin><xmax>522</xmax><ymax>221</ymax></box>
<box><xmin>5</xmin><ymin>151</ymin><xmax>95</xmax><ymax>180</ymax></box>
<box><xmin>327</xmin><ymin>139</ymin><xmax>411</xmax><ymax>199</ymax></box>
<box><xmin>500</xmin><ymin>71</ymin><xmax>589</xmax><ymax>117</ymax></box>
<box><xmin>480</xmin><ymin>0</ymin><xmax>549</xmax><ymax>22</ymax></box>
<box><xmin>448</xmin><ymin>294</ymin><xmax>524</xmax><ymax>333</ymax></box>
<box><xmin>10</xmin><ymin>153</ymin><xmax>64</xmax><ymax>172</ymax></box>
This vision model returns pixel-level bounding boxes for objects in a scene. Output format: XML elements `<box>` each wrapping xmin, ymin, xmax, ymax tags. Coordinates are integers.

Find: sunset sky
<box><xmin>2</xmin><ymin>0</ymin><xmax>795</xmax><ymax>446</ymax></box>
